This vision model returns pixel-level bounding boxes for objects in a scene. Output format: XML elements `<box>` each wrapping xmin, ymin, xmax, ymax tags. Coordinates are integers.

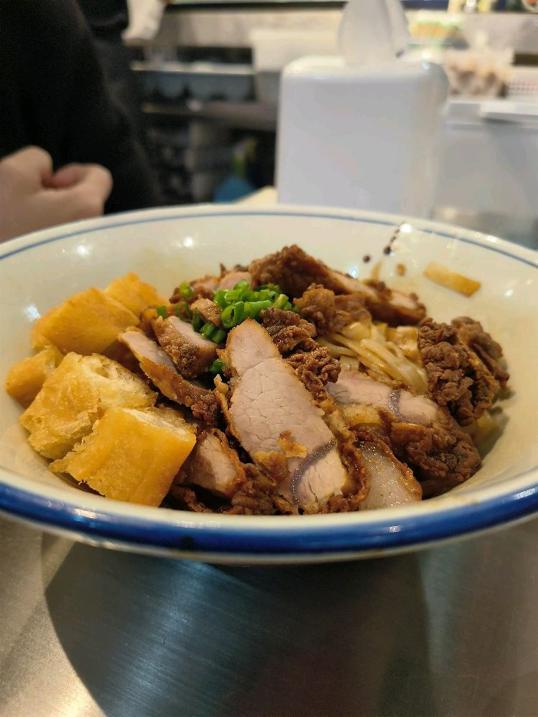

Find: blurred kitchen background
<box><xmin>125</xmin><ymin>0</ymin><xmax>538</xmax><ymax>248</ymax></box>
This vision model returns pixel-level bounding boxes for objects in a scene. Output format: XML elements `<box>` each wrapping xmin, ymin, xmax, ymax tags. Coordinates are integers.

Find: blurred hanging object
<box><xmin>124</xmin><ymin>0</ymin><xmax>166</xmax><ymax>42</ymax></box>
<box><xmin>339</xmin><ymin>0</ymin><xmax>409</xmax><ymax>66</ymax></box>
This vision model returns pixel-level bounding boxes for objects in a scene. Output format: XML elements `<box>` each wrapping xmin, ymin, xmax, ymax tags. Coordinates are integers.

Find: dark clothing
<box><xmin>77</xmin><ymin>0</ymin><xmax>129</xmax><ymax>37</ymax></box>
<box><xmin>78</xmin><ymin>0</ymin><xmax>147</xmax><ymax>142</ymax></box>
<box><xmin>0</xmin><ymin>0</ymin><xmax>161</xmax><ymax>214</ymax></box>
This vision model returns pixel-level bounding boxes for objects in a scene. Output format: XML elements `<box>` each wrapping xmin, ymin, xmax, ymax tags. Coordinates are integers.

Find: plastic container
<box><xmin>277</xmin><ymin>56</ymin><xmax>448</xmax><ymax>217</ymax></box>
<box><xmin>433</xmin><ymin>97</ymin><xmax>538</xmax><ymax>248</ymax></box>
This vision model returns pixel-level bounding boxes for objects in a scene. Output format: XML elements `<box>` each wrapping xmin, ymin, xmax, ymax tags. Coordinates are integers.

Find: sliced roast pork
<box><xmin>329</xmin><ymin>370</ymin><xmax>438</xmax><ymax>426</ymax></box>
<box><xmin>152</xmin><ymin>316</ymin><xmax>217</xmax><ymax>378</ymax></box>
<box><xmin>218</xmin><ymin>270</ymin><xmax>252</xmax><ymax>290</ymax></box>
<box><xmin>170</xmin><ymin>275</ymin><xmax>219</xmax><ymax>303</ymax></box>
<box><xmin>224</xmin><ymin>320</ymin><xmax>351</xmax><ymax>510</ymax></box>
<box><xmin>190</xmin><ymin>298</ymin><xmax>221</xmax><ymax>327</ymax></box>
<box><xmin>119</xmin><ymin>330</ymin><xmax>219</xmax><ymax>423</ymax></box>
<box><xmin>249</xmin><ymin>245</ymin><xmax>354</xmax><ymax>298</ymax></box>
<box><xmin>178</xmin><ymin>429</ymin><xmax>246</xmax><ymax>498</ymax></box>
<box><xmin>328</xmin><ymin>369</ymin><xmax>481</xmax><ymax>496</ymax></box>
<box><xmin>355</xmin><ymin>431</ymin><xmax>422</xmax><ymax>509</ymax></box>
<box><xmin>250</xmin><ymin>245</ymin><xmax>425</xmax><ymax>325</ymax></box>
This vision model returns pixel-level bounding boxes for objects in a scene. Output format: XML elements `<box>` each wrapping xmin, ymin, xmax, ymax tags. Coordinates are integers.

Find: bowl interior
<box><xmin>0</xmin><ymin>206</ymin><xmax>536</xmax><ymax>525</ymax></box>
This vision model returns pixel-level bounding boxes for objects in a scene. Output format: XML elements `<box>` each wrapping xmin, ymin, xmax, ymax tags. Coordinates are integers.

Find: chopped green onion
<box><xmin>214</xmin><ymin>289</ymin><xmax>227</xmax><ymax>308</ymax></box>
<box><xmin>209</xmin><ymin>358</ymin><xmax>225</xmax><ymax>374</ymax></box>
<box><xmin>247</xmin><ymin>288</ymin><xmax>277</xmax><ymax>302</ymax></box>
<box><xmin>156</xmin><ymin>305</ymin><xmax>168</xmax><ymax>318</ymax></box>
<box><xmin>179</xmin><ymin>281</ymin><xmax>193</xmax><ymax>300</ymax></box>
<box><xmin>274</xmin><ymin>294</ymin><xmax>289</xmax><ymax>310</ymax></box>
<box><xmin>233</xmin><ymin>280</ymin><xmax>250</xmax><ymax>292</ymax></box>
<box><xmin>259</xmin><ymin>283</ymin><xmax>281</xmax><ymax>294</ymax></box>
<box><xmin>223</xmin><ymin>280</ymin><xmax>251</xmax><ymax>304</ymax></box>
<box><xmin>223</xmin><ymin>289</ymin><xmax>241</xmax><ymax>304</ymax></box>
<box><xmin>211</xmin><ymin>328</ymin><xmax>227</xmax><ymax>344</ymax></box>
<box><xmin>192</xmin><ymin>310</ymin><xmax>203</xmax><ymax>331</ymax></box>
<box><xmin>244</xmin><ymin>299</ymin><xmax>272</xmax><ymax>319</ymax></box>
<box><xmin>221</xmin><ymin>301</ymin><xmax>245</xmax><ymax>329</ymax></box>
<box><xmin>200</xmin><ymin>322</ymin><xmax>217</xmax><ymax>340</ymax></box>
<box><xmin>174</xmin><ymin>302</ymin><xmax>192</xmax><ymax>320</ymax></box>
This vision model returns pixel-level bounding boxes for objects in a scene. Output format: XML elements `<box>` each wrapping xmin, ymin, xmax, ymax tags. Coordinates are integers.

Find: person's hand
<box><xmin>0</xmin><ymin>146</ymin><xmax>113</xmax><ymax>242</ymax></box>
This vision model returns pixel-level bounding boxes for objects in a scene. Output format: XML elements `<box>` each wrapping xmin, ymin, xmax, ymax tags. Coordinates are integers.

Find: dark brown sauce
<box><xmin>381</xmin><ymin>225</ymin><xmax>402</xmax><ymax>256</ymax></box>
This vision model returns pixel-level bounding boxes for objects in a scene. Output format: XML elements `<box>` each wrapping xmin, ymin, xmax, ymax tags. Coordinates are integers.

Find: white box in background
<box><xmin>277</xmin><ymin>56</ymin><xmax>448</xmax><ymax>218</ymax></box>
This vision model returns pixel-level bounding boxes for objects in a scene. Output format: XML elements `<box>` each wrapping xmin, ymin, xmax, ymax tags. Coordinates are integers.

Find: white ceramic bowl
<box><xmin>0</xmin><ymin>205</ymin><xmax>536</xmax><ymax>564</ymax></box>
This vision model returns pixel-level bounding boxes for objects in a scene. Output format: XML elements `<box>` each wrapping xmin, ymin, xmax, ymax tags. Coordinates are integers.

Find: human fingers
<box><xmin>68</xmin><ymin>164</ymin><xmax>113</xmax><ymax>216</ymax></box>
<box><xmin>47</xmin><ymin>163</ymin><xmax>86</xmax><ymax>189</ymax></box>
<box><xmin>47</xmin><ymin>164</ymin><xmax>113</xmax><ymax>220</ymax></box>
<box><xmin>1</xmin><ymin>146</ymin><xmax>54</xmax><ymax>186</ymax></box>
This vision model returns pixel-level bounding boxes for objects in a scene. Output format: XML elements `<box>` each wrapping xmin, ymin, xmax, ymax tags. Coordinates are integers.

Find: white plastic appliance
<box><xmin>277</xmin><ymin>56</ymin><xmax>448</xmax><ymax>217</ymax></box>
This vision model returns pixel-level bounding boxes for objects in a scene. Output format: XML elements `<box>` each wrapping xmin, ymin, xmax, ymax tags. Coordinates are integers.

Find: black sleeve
<box><xmin>0</xmin><ymin>0</ymin><xmax>162</xmax><ymax>213</ymax></box>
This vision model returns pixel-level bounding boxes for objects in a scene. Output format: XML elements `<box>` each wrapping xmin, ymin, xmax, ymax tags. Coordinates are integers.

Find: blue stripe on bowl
<box><xmin>1</xmin><ymin>209</ymin><xmax>536</xmax><ymax>267</ymax></box>
<box><xmin>0</xmin><ymin>480</ymin><xmax>537</xmax><ymax>555</ymax></box>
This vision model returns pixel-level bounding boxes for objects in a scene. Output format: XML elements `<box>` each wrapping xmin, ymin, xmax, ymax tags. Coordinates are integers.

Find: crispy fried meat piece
<box><xmin>260</xmin><ymin>308</ymin><xmax>341</xmax><ymax>399</ymax></box>
<box><xmin>190</xmin><ymin>298</ymin><xmax>222</xmax><ymax>327</ymax></box>
<box><xmin>250</xmin><ymin>245</ymin><xmax>425</xmax><ymax>326</ymax></box>
<box><xmin>119</xmin><ymin>330</ymin><xmax>219</xmax><ymax>424</ymax></box>
<box><xmin>259</xmin><ymin>307</ymin><xmax>317</xmax><ymax>354</ymax></box>
<box><xmin>418</xmin><ymin>318</ymin><xmax>504</xmax><ymax>426</ymax></box>
<box><xmin>294</xmin><ymin>284</ymin><xmax>371</xmax><ymax>335</ymax></box>
<box><xmin>152</xmin><ymin>316</ymin><xmax>217</xmax><ymax>378</ymax></box>
<box><xmin>287</xmin><ymin>348</ymin><xmax>340</xmax><ymax>401</ymax></box>
<box><xmin>452</xmin><ymin>316</ymin><xmax>509</xmax><ymax>386</ymax></box>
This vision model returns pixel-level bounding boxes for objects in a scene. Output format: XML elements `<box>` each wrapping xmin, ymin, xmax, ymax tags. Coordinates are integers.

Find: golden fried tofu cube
<box><xmin>31</xmin><ymin>307</ymin><xmax>62</xmax><ymax>350</ymax></box>
<box><xmin>105</xmin><ymin>273</ymin><xmax>166</xmax><ymax>317</ymax></box>
<box><xmin>33</xmin><ymin>288</ymin><xmax>138</xmax><ymax>355</ymax></box>
<box><xmin>5</xmin><ymin>345</ymin><xmax>64</xmax><ymax>407</ymax></box>
<box><xmin>21</xmin><ymin>353</ymin><xmax>155</xmax><ymax>459</ymax></box>
<box><xmin>51</xmin><ymin>407</ymin><xmax>197</xmax><ymax>506</ymax></box>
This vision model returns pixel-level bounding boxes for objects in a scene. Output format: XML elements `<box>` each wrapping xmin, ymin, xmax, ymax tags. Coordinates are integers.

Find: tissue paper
<box><xmin>339</xmin><ymin>0</ymin><xmax>410</xmax><ymax>67</ymax></box>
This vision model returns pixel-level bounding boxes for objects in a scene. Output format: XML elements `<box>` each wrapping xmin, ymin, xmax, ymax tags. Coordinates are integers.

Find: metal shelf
<box><xmin>166</xmin><ymin>0</ymin><xmax>449</xmax><ymax>11</ymax></box>
<box><xmin>143</xmin><ymin>100</ymin><xmax>277</xmax><ymax>132</ymax></box>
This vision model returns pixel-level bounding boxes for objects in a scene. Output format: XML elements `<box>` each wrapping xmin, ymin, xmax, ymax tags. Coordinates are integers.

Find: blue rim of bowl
<box><xmin>1</xmin><ymin>207</ymin><xmax>537</xmax><ymax>555</ymax></box>
<box><xmin>0</xmin><ymin>479</ymin><xmax>537</xmax><ymax>554</ymax></box>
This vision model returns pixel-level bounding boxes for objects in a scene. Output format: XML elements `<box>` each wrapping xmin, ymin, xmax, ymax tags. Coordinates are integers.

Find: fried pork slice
<box><xmin>218</xmin><ymin>270</ymin><xmax>252</xmax><ymax>290</ymax></box>
<box><xmin>249</xmin><ymin>244</ymin><xmax>358</xmax><ymax>298</ymax></box>
<box><xmin>451</xmin><ymin>317</ymin><xmax>509</xmax><ymax>386</ymax></box>
<box><xmin>293</xmin><ymin>284</ymin><xmax>371</xmax><ymax>335</ymax></box>
<box><xmin>187</xmin><ymin>275</ymin><xmax>219</xmax><ymax>299</ymax></box>
<box><xmin>249</xmin><ymin>245</ymin><xmax>425</xmax><ymax>325</ymax></box>
<box><xmin>177</xmin><ymin>429</ymin><xmax>246</xmax><ymax>498</ymax></box>
<box><xmin>328</xmin><ymin>369</ymin><xmax>481</xmax><ymax>497</ymax></box>
<box><xmin>259</xmin><ymin>308</ymin><xmax>340</xmax><ymax>401</ymax></box>
<box><xmin>259</xmin><ymin>307</ymin><xmax>317</xmax><ymax>353</ymax></box>
<box><xmin>354</xmin><ymin>429</ymin><xmax>422</xmax><ymax>509</ymax></box>
<box><xmin>224</xmin><ymin>320</ymin><xmax>351</xmax><ymax>510</ymax></box>
<box><xmin>152</xmin><ymin>316</ymin><xmax>217</xmax><ymax>378</ymax></box>
<box><xmin>364</xmin><ymin>281</ymin><xmax>425</xmax><ymax>326</ymax></box>
<box><xmin>119</xmin><ymin>330</ymin><xmax>219</xmax><ymax>424</ymax></box>
<box><xmin>190</xmin><ymin>298</ymin><xmax>222</xmax><ymax>327</ymax></box>
<box><xmin>418</xmin><ymin>318</ymin><xmax>506</xmax><ymax>426</ymax></box>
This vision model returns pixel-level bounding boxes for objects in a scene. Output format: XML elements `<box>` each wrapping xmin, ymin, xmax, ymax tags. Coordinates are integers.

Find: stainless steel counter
<box><xmin>1</xmin><ymin>515</ymin><xmax>537</xmax><ymax>717</ymax></box>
